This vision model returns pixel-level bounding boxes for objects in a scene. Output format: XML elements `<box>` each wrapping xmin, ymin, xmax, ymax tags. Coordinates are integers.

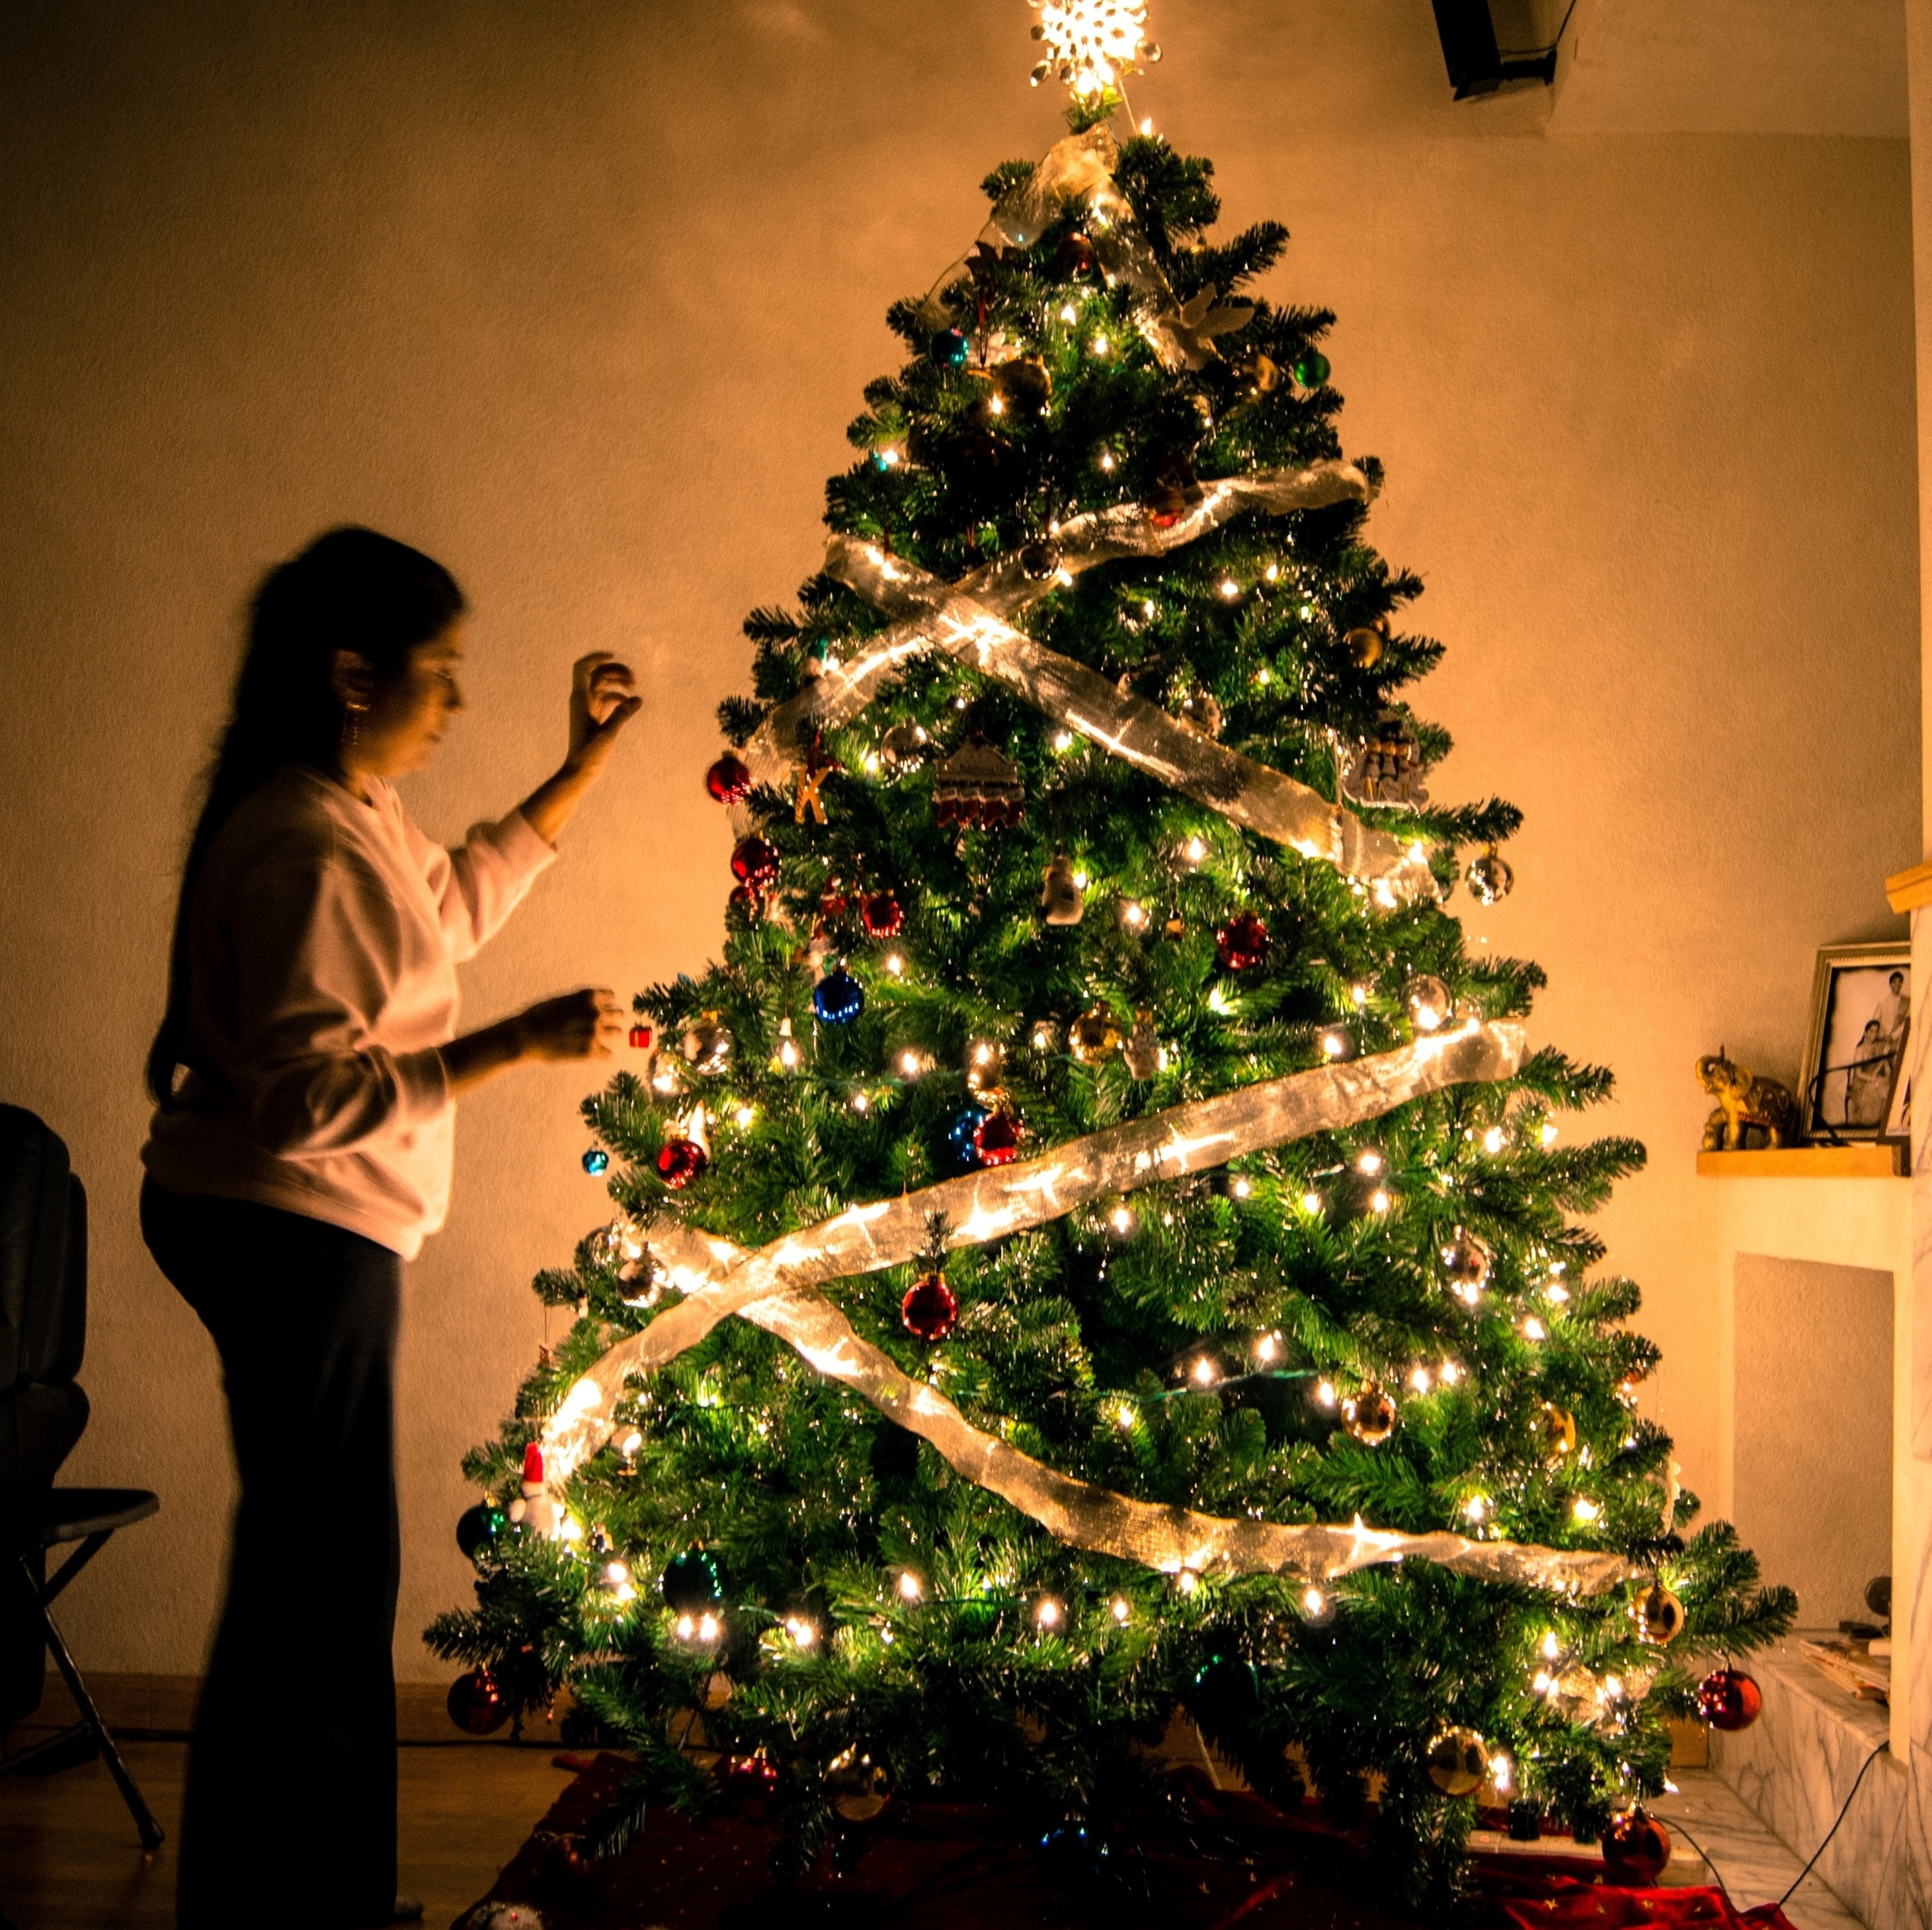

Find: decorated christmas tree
<box><xmin>431</xmin><ymin>9</ymin><xmax>1792</xmax><ymax>1909</ymax></box>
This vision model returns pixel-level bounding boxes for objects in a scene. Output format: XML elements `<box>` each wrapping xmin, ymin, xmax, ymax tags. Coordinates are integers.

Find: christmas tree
<box><xmin>430</xmin><ymin>13</ymin><xmax>1792</xmax><ymax>1908</ymax></box>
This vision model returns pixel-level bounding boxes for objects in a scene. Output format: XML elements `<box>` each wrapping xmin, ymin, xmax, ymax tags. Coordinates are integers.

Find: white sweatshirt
<box><xmin>143</xmin><ymin>765</ymin><xmax>554</xmax><ymax>1257</ymax></box>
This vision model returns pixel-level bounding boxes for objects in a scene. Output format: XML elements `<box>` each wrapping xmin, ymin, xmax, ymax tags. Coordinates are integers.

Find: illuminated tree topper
<box><xmin>1029</xmin><ymin>0</ymin><xmax>1160</xmax><ymax>97</ymax></box>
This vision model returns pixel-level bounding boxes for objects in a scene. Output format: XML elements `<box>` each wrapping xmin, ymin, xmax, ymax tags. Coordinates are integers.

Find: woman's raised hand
<box><xmin>517</xmin><ymin>987</ymin><xmax>627</xmax><ymax>1062</ymax></box>
<box><xmin>567</xmin><ymin>653</ymin><xmax>642</xmax><ymax>777</ymax></box>
<box><xmin>520</xmin><ymin>654</ymin><xmax>641</xmax><ymax>845</ymax></box>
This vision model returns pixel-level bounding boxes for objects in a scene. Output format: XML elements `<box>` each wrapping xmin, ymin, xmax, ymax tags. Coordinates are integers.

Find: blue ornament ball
<box><xmin>813</xmin><ymin>968</ymin><xmax>865</xmax><ymax>1025</ymax></box>
<box><xmin>948</xmin><ymin>1103</ymin><xmax>990</xmax><ymax>1165</ymax></box>
<box><xmin>581</xmin><ymin>1147</ymin><xmax>610</xmax><ymax>1176</ymax></box>
<box><xmin>930</xmin><ymin>327</ymin><xmax>969</xmax><ymax>369</ymax></box>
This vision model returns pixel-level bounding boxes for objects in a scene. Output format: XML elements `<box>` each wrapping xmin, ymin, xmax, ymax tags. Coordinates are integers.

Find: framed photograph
<box><xmin>1800</xmin><ymin>942</ymin><xmax>1912</xmax><ymax>1142</ymax></box>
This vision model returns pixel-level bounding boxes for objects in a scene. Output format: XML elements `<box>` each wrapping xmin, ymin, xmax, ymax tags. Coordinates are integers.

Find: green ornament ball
<box><xmin>661</xmin><ymin>1548</ymin><xmax>724</xmax><ymax>1613</ymax></box>
<box><xmin>1292</xmin><ymin>350</ymin><xmax>1331</xmax><ymax>387</ymax></box>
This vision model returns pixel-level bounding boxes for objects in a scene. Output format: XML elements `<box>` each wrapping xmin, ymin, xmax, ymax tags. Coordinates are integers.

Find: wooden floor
<box><xmin>0</xmin><ymin>1734</ymin><xmax>577</xmax><ymax>1929</ymax></box>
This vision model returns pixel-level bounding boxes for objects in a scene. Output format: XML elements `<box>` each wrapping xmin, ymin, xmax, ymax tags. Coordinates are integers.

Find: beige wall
<box><xmin>0</xmin><ymin>3</ymin><xmax>1917</xmax><ymax>1679</ymax></box>
<box><xmin>1734</xmin><ymin>1255</ymin><xmax>1894</xmax><ymax>1626</ymax></box>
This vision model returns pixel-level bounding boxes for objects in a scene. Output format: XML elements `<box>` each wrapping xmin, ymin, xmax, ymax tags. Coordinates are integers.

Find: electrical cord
<box><xmin>1661</xmin><ymin>1741</ymin><xmax>1887</xmax><ymax>1911</ymax></box>
<box><xmin>1775</xmin><ymin>1742</ymin><xmax>1887</xmax><ymax>1910</ymax></box>
<box><xmin>1660</xmin><ymin>1818</ymin><xmax>1730</xmax><ymax>1906</ymax></box>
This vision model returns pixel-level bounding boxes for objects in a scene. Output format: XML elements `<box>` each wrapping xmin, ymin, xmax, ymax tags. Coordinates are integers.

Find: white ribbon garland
<box><xmin>538</xmin><ymin>1021</ymin><xmax>1633</xmax><ymax>1595</ymax></box>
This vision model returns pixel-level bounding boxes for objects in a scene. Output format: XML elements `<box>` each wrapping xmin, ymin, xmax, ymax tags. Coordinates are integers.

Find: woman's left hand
<box><xmin>566</xmin><ymin>653</ymin><xmax>643</xmax><ymax>779</ymax></box>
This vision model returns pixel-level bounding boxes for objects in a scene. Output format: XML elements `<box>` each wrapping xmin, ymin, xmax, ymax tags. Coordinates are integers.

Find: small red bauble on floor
<box><xmin>973</xmin><ymin>1112</ymin><xmax>1022</xmax><ymax>1167</ymax></box>
<box><xmin>900</xmin><ymin>1272</ymin><xmax>958</xmax><ymax>1342</ymax></box>
<box><xmin>730</xmin><ymin>836</ymin><xmax>780</xmax><ymax>886</ymax></box>
<box><xmin>1601</xmin><ymin>1807</ymin><xmax>1671</xmax><ymax>1885</ymax></box>
<box><xmin>446</xmin><ymin>1666</ymin><xmax>510</xmax><ymax>1735</ymax></box>
<box><xmin>1697</xmin><ymin>1666</ymin><xmax>1762</xmax><ymax>1732</ymax></box>
<box><xmin>706</xmin><ymin>753</ymin><xmax>753</xmax><ymax>804</ymax></box>
<box><xmin>862</xmin><ymin>891</ymin><xmax>905</xmax><ymax>938</ymax></box>
<box><xmin>1215</xmin><ymin>912</ymin><xmax>1269</xmax><ymax>972</ymax></box>
<box><xmin>656</xmin><ymin>1139</ymin><xmax>710</xmax><ymax>1188</ymax></box>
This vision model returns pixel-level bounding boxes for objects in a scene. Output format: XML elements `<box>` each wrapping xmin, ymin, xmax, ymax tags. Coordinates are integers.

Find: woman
<box><xmin>141</xmin><ymin>527</ymin><xmax>638</xmax><ymax>1929</ymax></box>
<box><xmin>1844</xmin><ymin>1017</ymin><xmax>1895</xmax><ymax>1129</ymax></box>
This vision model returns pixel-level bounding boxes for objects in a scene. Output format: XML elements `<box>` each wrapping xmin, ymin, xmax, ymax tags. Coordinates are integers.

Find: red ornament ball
<box><xmin>731</xmin><ymin>836</ymin><xmax>780</xmax><ymax>886</ymax></box>
<box><xmin>862</xmin><ymin>892</ymin><xmax>905</xmax><ymax>939</ymax></box>
<box><xmin>627</xmin><ymin>1023</ymin><xmax>654</xmax><ymax>1051</ymax></box>
<box><xmin>1215</xmin><ymin>912</ymin><xmax>1270</xmax><ymax>972</ymax></box>
<box><xmin>1601</xmin><ymin>1807</ymin><xmax>1671</xmax><ymax>1885</ymax></box>
<box><xmin>727</xmin><ymin>884</ymin><xmax>764</xmax><ymax>921</ymax></box>
<box><xmin>656</xmin><ymin>1139</ymin><xmax>711</xmax><ymax>1188</ymax></box>
<box><xmin>973</xmin><ymin>1112</ymin><xmax>1022</xmax><ymax>1167</ymax></box>
<box><xmin>1697</xmin><ymin>1666</ymin><xmax>1762</xmax><ymax>1732</ymax></box>
<box><xmin>900</xmin><ymin>1272</ymin><xmax>958</xmax><ymax>1342</ymax></box>
<box><xmin>1055</xmin><ymin>231</ymin><xmax>1097</xmax><ymax>279</ymax></box>
<box><xmin>446</xmin><ymin>1666</ymin><xmax>510</xmax><ymax>1735</ymax></box>
<box><xmin>706</xmin><ymin>753</ymin><xmax>753</xmax><ymax>804</ymax></box>
<box><xmin>720</xmin><ymin>1752</ymin><xmax>780</xmax><ymax>1810</ymax></box>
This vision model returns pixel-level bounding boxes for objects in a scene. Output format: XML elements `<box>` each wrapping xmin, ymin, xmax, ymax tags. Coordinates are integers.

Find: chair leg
<box><xmin>19</xmin><ymin>1555</ymin><xmax>165</xmax><ymax>1852</ymax></box>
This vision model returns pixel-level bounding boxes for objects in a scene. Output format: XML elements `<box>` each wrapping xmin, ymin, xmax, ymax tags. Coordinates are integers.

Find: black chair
<box><xmin>0</xmin><ymin>1104</ymin><xmax>164</xmax><ymax>1850</ymax></box>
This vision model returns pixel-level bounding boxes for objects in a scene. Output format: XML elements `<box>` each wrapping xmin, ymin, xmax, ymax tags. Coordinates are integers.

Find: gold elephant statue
<box><xmin>1698</xmin><ymin>1049</ymin><xmax>1799</xmax><ymax>1151</ymax></box>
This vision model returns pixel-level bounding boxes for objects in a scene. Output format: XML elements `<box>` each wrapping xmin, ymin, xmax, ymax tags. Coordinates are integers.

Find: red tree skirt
<box><xmin>454</xmin><ymin>1754</ymin><xmax>1799</xmax><ymax>1930</ymax></box>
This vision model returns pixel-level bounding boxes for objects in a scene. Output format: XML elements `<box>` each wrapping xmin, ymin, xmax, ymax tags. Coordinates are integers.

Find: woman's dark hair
<box><xmin>146</xmin><ymin>526</ymin><xmax>465</xmax><ymax>1106</ymax></box>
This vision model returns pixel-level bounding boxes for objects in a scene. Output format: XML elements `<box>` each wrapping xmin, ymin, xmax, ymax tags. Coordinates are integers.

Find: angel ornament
<box><xmin>1159</xmin><ymin>282</ymin><xmax>1254</xmax><ymax>370</ymax></box>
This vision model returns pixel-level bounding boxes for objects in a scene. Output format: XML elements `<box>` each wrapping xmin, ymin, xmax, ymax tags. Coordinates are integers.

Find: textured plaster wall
<box><xmin>0</xmin><ymin>2</ymin><xmax>1918</xmax><ymax>1679</ymax></box>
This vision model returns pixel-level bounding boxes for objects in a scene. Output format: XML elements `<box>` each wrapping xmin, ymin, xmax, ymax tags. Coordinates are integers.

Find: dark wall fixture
<box><xmin>1431</xmin><ymin>0</ymin><xmax>1567</xmax><ymax>98</ymax></box>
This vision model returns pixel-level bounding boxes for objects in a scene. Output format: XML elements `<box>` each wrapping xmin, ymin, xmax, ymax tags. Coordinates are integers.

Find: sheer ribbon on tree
<box><xmin>742</xmin><ymin>122</ymin><xmax>1437</xmax><ymax>903</ymax></box>
<box><xmin>747</xmin><ymin>473</ymin><xmax>1435</xmax><ymax>902</ymax></box>
<box><xmin>542</xmin><ymin>1020</ymin><xmax>1636</xmax><ymax>1594</ymax></box>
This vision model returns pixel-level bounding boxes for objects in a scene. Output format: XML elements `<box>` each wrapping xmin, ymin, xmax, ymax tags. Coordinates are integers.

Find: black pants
<box><xmin>142</xmin><ymin>1180</ymin><xmax>401</xmax><ymax>1930</ymax></box>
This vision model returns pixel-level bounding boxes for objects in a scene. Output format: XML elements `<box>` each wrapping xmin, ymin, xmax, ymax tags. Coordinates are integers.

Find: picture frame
<box><xmin>1800</xmin><ymin>941</ymin><xmax>1912</xmax><ymax>1143</ymax></box>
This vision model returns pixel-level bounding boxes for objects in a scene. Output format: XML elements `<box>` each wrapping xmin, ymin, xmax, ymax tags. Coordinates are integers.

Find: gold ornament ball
<box><xmin>1466</xmin><ymin>846</ymin><xmax>1515</xmax><ymax>906</ymax></box>
<box><xmin>1342</xmin><ymin>1384</ymin><xmax>1398</xmax><ymax>1445</ymax></box>
<box><xmin>680</xmin><ymin>1011</ymin><xmax>734</xmax><ymax>1074</ymax></box>
<box><xmin>1439</xmin><ymin>1227</ymin><xmax>1493</xmax><ymax>1296</ymax></box>
<box><xmin>1536</xmin><ymin>1402</ymin><xmax>1578</xmax><ymax>1465</ymax></box>
<box><xmin>879</xmin><ymin>722</ymin><xmax>930</xmax><ymax>771</ymax></box>
<box><xmin>1632</xmin><ymin>1581</ymin><xmax>1686</xmax><ymax>1647</ymax></box>
<box><xmin>992</xmin><ymin>353</ymin><xmax>1053</xmax><ymax>420</ymax></box>
<box><xmin>1343</xmin><ymin>623</ymin><xmax>1385</xmax><ymax>669</ymax></box>
<box><xmin>1425</xmin><ymin>1727</ymin><xmax>1488</xmax><ymax>1798</ymax></box>
<box><xmin>826</xmin><ymin>1749</ymin><xmax>892</xmax><ymax>1822</ymax></box>
<box><xmin>1070</xmin><ymin>1003</ymin><xmax>1123</xmax><ymax>1064</ymax></box>
<box><xmin>1406</xmin><ymin>975</ymin><xmax>1454</xmax><ymax>1033</ymax></box>
<box><xmin>965</xmin><ymin>1039</ymin><xmax>1005</xmax><ymax>1093</ymax></box>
